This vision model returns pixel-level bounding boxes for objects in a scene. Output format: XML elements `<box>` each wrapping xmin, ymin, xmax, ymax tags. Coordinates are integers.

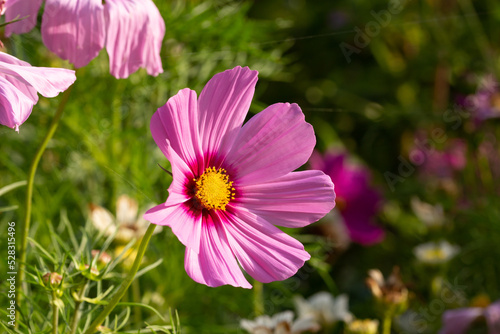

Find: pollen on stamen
<box><xmin>193</xmin><ymin>167</ymin><xmax>235</xmax><ymax>211</ymax></box>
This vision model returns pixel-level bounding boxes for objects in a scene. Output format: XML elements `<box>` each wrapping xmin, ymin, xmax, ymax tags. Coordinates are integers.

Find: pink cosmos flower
<box><xmin>144</xmin><ymin>66</ymin><xmax>336</xmax><ymax>288</ymax></box>
<box><xmin>0</xmin><ymin>52</ymin><xmax>76</xmax><ymax>132</ymax></box>
<box><xmin>4</xmin><ymin>0</ymin><xmax>165</xmax><ymax>79</ymax></box>
<box><xmin>440</xmin><ymin>301</ymin><xmax>500</xmax><ymax>334</ymax></box>
<box><xmin>309</xmin><ymin>151</ymin><xmax>384</xmax><ymax>245</ymax></box>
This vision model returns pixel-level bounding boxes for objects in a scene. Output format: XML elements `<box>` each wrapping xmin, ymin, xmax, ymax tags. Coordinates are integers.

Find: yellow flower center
<box><xmin>422</xmin><ymin>248</ymin><xmax>446</xmax><ymax>260</ymax></box>
<box><xmin>194</xmin><ymin>167</ymin><xmax>235</xmax><ymax>210</ymax></box>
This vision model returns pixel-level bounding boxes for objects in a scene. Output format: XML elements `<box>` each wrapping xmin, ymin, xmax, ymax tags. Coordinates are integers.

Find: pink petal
<box><xmin>0</xmin><ymin>52</ymin><xmax>76</xmax><ymax>131</ymax></box>
<box><xmin>4</xmin><ymin>0</ymin><xmax>43</xmax><ymax>36</ymax></box>
<box><xmin>42</xmin><ymin>0</ymin><xmax>106</xmax><ymax>68</ymax></box>
<box><xmin>144</xmin><ymin>202</ymin><xmax>202</xmax><ymax>254</ymax></box>
<box><xmin>222</xmin><ymin>208</ymin><xmax>310</xmax><ymax>283</ymax></box>
<box><xmin>0</xmin><ymin>76</ymin><xmax>34</xmax><ymax>131</ymax></box>
<box><xmin>226</xmin><ymin>103</ymin><xmax>315</xmax><ymax>185</ymax></box>
<box><xmin>198</xmin><ymin>66</ymin><xmax>258</xmax><ymax>163</ymax></box>
<box><xmin>440</xmin><ymin>308</ymin><xmax>483</xmax><ymax>334</ymax></box>
<box><xmin>0</xmin><ymin>52</ymin><xmax>38</xmax><ymax>103</ymax></box>
<box><xmin>238</xmin><ymin>170</ymin><xmax>335</xmax><ymax>228</ymax></box>
<box><xmin>104</xmin><ymin>0</ymin><xmax>165</xmax><ymax>78</ymax></box>
<box><xmin>0</xmin><ymin>54</ymin><xmax>76</xmax><ymax>98</ymax></box>
<box><xmin>485</xmin><ymin>301</ymin><xmax>500</xmax><ymax>333</ymax></box>
<box><xmin>151</xmin><ymin>88</ymin><xmax>204</xmax><ymax>174</ymax></box>
<box><xmin>184</xmin><ymin>214</ymin><xmax>251</xmax><ymax>288</ymax></box>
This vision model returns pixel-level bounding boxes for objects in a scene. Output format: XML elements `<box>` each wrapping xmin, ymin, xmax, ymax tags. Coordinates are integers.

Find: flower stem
<box><xmin>253</xmin><ymin>280</ymin><xmax>264</xmax><ymax>316</ymax></box>
<box><xmin>83</xmin><ymin>223</ymin><xmax>157</xmax><ymax>334</ymax></box>
<box><xmin>52</xmin><ymin>291</ymin><xmax>59</xmax><ymax>334</ymax></box>
<box><xmin>70</xmin><ymin>281</ymin><xmax>89</xmax><ymax>334</ymax></box>
<box><xmin>382</xmin><ymin>314</ymin><xmax>392</xmax><ymax>334</ymax></box>
<box><xmin>17</xmin><ymin>85</ymin><xmax>74</xmax><ymax>314</ymax></box>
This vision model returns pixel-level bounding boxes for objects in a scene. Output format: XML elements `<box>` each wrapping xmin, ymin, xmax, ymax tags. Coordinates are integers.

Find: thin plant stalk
<box><xmin>17</xmin><ymin>85</ymin><xmax>74</xmax><ymax>313</ymax></box>
<box><xmin>83</xmin><ymin>223</ymin><xmax>156</xmax><ymax>334</ymax></box>
<box><xmin>253</xmin><ymin>280</ymin><xmax>264</xmax><ymax>317</ymax></box>
<box><xmin>382</xmin><ymin>314</ymin><xmax>392</xmax><ymax>334</ymax></box>
<box><xmin>52</xmin><ymin>291</ymin><xmax>59</xmax><ymax>334</ymax></box>
<box><xmin>132</xmin><ymin>278</ymin><xmax>142</xmax><ymax>326</ymax></box>
<box><xmin>70</xmin><ymin>281</ymin><xmax>89</xmax><ymax>334</ymax></box>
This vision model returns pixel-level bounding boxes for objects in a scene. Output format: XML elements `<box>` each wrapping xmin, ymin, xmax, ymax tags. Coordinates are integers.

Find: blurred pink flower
<box><xmin>440</xmin><ymin>301</ymin><xmax>500</xmax><ymax>334</ymax></box>
<box><xmin>144</xmin><ymin>66</ymin><xmax>336</xmax><ymax>288</ymax></box>
<box><xmin>309</xmin><ymin>151</ymin><xmax>384</xmax><ymax>245</ymax></box>
<box><xmin>4</xmin><ymin>0</ymin><xmax>165</xmax><ymax>79</ymax></box>
<box><xmin>462</xmin><ymin>74</ymin><xmax>500</xmax><ymax>123</ymax></box>
<box><xmin>411</xmin><ymin>138</ymin><xmax>467</xmax><ymax>179</ymax></box>
<box><xmin>0</xmin><ymin>52</ymin><xmax>76</xmax><ymax>132</ymax></box>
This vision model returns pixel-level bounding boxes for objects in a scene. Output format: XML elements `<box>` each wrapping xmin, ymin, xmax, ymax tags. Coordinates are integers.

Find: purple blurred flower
<box><xmin>4</xmin><ymin>0</ymin><xmax>165</xmax><ymax>79</ymax></box>
<box><xmin>310</xmin><ymin>151</ymin><xmax>384</xmax><ymax>245</ymax></box>
<box><xmin>410</xmin><ymin>137</ymin><xmax>467</xmax><ymax>179</ymax></box>
<box><xmin>440</xmin><ymin>300</ymin><xmax>500</xmax><ymax>334</ymax></box>
<box><xmin>0</xmin><ymin>52</ymin><xmax>76</xmax><ymax>132</ymax></box>
<box><xmin>462</xmin><ymin>74</ymin><xmax>500</xmax><ymax>123</ymax></box>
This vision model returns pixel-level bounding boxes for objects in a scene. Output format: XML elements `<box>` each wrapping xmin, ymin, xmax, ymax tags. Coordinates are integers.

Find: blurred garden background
<box><xmin>1</xmin><ymin>0</ymin><xmax>500</xmax><ymax>333</ymax></box>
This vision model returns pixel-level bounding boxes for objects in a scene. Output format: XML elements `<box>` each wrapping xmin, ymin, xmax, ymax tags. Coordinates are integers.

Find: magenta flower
<box><xmin>4</xmin><ymin>0</ymin><xmax>165</xmax><ymax>79</ymax></box>
<box><xmin>309</xmin><ymin>151</ymin><xmax>384</xmax><ymax>245</ymax></box>
<box><xmin>144</xmin><ymin>66</ymin><xmax>336</xmax><ymax>288</ymax></box>
<box><xmin>0</xmin><ymin>52</ymin><xmax>76</xmax><ymax>132</ymax></box>
<box><xmin>440</xmin><ymin>301</ymin><xmax>500</xmax><ymax>334</ymax></box>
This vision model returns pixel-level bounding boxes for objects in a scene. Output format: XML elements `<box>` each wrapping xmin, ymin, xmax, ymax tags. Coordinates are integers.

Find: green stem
<box><xmin>17</xmin><ymin>85</ymin><xmax>74</xmax><ymax>314</ymax></box>
<box><xmin>132</xmin><ymin>278</ymin><xmax>142</xmax><ymax>326</ymax></box>
<box><xmin>253</xmin><ymin>280</ymin><xmax>264</xmax><ymax>317</ymax></box>
<box><xmin>382</xmin><ymin>313</ymin><xmax>392</xmax><ymax>334</ymax></box>
<box><xmin>52</xmin><ymin>291</ymin><xmax>59</xmax><ymax>334</ymax></box>
<box><xmin>83</xmin><ymin>224</ymin><xmax>157</xmax><ymax>334</ymax></box>
<box><xmin>70</xmin><ymin>281</ymin><xmax>89</xmax><ymax>334</ymax></box>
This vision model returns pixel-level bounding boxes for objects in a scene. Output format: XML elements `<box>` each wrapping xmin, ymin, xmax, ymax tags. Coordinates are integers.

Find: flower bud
<box><xmin>42</xmin><ymin>272</ymin><xmax>63</xmax><ymax>285</ymax></box>
<box><xmin>366</xmin><ymin>266</ymin><xmax>408</xmax><ymax>313</ymax></box>
<box><xmin>91</xmin><ymin>249</ymin><xmax>112</xmax><ymax>267</ymax></box>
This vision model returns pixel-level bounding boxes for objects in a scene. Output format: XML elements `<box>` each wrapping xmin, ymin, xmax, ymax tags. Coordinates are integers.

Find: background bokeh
<box><xmin>1</xmin><ymin>0</ymin><xmax>500</xmax><ymax>333</ymax></box>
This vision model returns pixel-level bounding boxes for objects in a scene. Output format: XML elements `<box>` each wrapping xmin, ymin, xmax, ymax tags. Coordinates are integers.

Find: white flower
<box><xmin>89</xmin><ymin>194</ymin><xmax>161</xmax><ymax>243</ymax></box>
<box><xmin>294</xmin><ymin>291</ymin><xmax>353</xmax><ymax>326</ymax></box>
<box><xmin>410</xmin><ymin>197</ymin><xmax>445</xmax><ymax>228</ymax></box>
<box><xmin>240</xmin><ymin>311</ymin><xmax>320</xmax><ymax>334</ymax></box>
<box><xmin>413</xmin><ymin>240</ymin><xmax>459</xmax><ymax>264</ymax></box>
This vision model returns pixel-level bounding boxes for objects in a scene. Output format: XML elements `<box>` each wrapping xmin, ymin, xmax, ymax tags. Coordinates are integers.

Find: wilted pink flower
<box><xmin>144</xmin><ymin>66</ymin><xmax>336</xmax><ymax>288</ymax></box>
<box><xmin>0</xmin><ymin>52</ymin><xmax>76</xmax><ymax>132</ymax></box>
<box><xmin>4</xmin><ymin>0</ymin><xmax>165</xmax><ymax>79</ymax></box>
<box><xmin>440</xmin><ymin>300</ymin><xmax>500</xmax><ymax>334</ymax></box>
<box><xmin>309</xmin><ymin>151</ymin><xmax>384</xmax><ymax>245</ymax></box>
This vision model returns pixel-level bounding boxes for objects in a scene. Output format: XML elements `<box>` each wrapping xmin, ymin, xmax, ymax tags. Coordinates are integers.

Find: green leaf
<box><xmin>116</xmin><ymin>303</ymin><xmax>167</xmax><ymax>322</ymax></box>
<box><xmin>0</xmin><ymin>180</ymin><xmax>27</xmax><ymax>197</ymax></box>
<box><xmin>27</xmin><ymin>237</ymin><xmax>57</xmax><ymax>264</ymax></box>
<box><xmin>0</xmin><ymin>205</ymin><xmax>19</xmax><ymax>213</ymax></box>
<box><xmin>135</xmin><ymin>258</ymin><xmax>163</xmax><ymax>278</ymax></box>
